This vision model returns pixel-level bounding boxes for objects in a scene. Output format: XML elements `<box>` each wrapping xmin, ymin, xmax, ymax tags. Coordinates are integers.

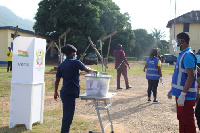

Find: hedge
<box><xmin>107</xmin><ymin>56</ymin><xmax>137</xmax><ymax>62</ymax></box>
<box><xmin>126</xmin><ymin>57</ymin><xmax>137</xmax><ymax>61</ymax></box>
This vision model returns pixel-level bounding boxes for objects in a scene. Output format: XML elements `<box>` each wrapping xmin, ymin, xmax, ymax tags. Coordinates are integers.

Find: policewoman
<box><xmin>143</xmin><ymin>48</ymin><xmax>162</xmax><ymax>103</ymax></box>
<box><xmin>54</xmin><ymin>44</ymin><xmax>97</xmax><ymax>133</ymax></box>
<box><xmin>168</xmin><ymin>32</ymin><xmax>197</xmax><ymax>133</ymax></box>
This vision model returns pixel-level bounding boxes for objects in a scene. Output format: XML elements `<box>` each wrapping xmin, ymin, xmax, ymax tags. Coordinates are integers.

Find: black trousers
<box><xmin>60</xmin><ymin>93</ymin><xmax>75</xmax><ymax>133</ymax></box>
<box><xmin>147</xmin><ymin>79</ymin><xmax>159</xmax><ymax>98</ymax></box>
<box><xmin>7</xmin><ymin>61</ymin><xmax>12</xmax><ymax>72</ymax></box>
<box><xmin>195</xmin><ymin>99</ymin><xmax>200</xmax><ymax>130</ymax></box>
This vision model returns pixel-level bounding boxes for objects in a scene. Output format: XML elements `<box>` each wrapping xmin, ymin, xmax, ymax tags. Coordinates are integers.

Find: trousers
<box><xmin>175</xmin><ymin>97</ymin><xmax>196</xmax><ymax>133</ymax></box>
<box><xmin>60</xmin><ymin>94</ymin><xmax>75</xmax><ymax>133</ymax></box>
<box><xmin>147</xmin><ymin>79</ymin><xmax>159</xmax><ymax>98</ymax></box>
<box><xmin>195</xmin><ymin>99</ymin><xmax>200</xmax><ymax>130</ymax></box>
<box><xmin>117</xmin><ymin>66</ymin><xmax>129</xmax><ymax>88</ymax></box>
<box><xmin>7</xmin><ymin>61</ymin><xmax>12</xmax><ymax>72</ymax></box>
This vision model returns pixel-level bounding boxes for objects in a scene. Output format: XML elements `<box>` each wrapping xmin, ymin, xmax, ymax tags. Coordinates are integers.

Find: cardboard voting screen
<box><xmin>12</xmin><ymin>36</ymin><xmax>46</xmax><ymax>84</ymax></box>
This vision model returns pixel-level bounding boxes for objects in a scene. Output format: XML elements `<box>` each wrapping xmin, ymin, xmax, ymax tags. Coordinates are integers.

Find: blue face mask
<box><xmin>73</xmin><ymin>54</ymin><xmax>77</xmax><ymax>59</ymax></box>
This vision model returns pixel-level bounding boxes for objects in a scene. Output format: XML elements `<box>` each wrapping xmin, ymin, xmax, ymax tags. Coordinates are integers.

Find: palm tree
<box><xmin>151</xmin><ymin>28</ymin><xmax>166</xmax><ymax>48</ymax></box>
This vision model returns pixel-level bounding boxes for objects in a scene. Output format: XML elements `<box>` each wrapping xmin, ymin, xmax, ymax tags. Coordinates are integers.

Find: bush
<box><xmin>108</xmin><ymin>56</ymin><xmax>115</xmax><ymax>62</ymax></box>
<box><xmin>108</xmin><ymin>56</ymin><xmax>137</xmax><ymax>62</ymax></box>
<box><xmin>126</xmin><ymin>57</ymin><xmax>137</xmax><ymax>61</ymax></box>
<box><xmin>142</xmin><ymin>56</ymin><xmax>149</xmax><ymax>61</ymax></box>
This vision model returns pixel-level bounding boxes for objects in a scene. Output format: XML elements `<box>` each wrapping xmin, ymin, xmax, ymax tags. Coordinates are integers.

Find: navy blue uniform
<box><xmin>56</xmin><ymin>57</ymin><xmax>85</xmax><ymax>133</ymax></box>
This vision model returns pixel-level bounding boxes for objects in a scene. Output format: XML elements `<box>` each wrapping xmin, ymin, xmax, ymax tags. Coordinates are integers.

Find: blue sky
<box><xmin>0</xmin><ymin>0</ymin><xmax>200</xmax><ymax>40</ymax></box>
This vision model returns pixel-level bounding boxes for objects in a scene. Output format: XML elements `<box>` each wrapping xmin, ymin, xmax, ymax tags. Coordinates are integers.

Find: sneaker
<box><xmin>152</xmin><ymin>100</ymin><xmax>160</xmax><ymax>104</ymax></box>
<box><xmin>117</xmin><ymin>87</ymin><xmax>123</xmax><ymax>90</ymax></box>
<box><xmin>147</xmin><ymin>100</ymin><xmax>151</xmax><ymax>103</ymax></box>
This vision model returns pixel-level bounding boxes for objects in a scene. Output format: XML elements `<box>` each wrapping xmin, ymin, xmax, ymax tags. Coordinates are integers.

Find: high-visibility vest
<box><xmin>146</xmin><ymin>57</ymin><xmax>160</xmax><ymax>80</ymax></box>
<box><xmin>171</xmin><ymin>49</ymin><xmax>197</xmax><ymax>100</ymax></box>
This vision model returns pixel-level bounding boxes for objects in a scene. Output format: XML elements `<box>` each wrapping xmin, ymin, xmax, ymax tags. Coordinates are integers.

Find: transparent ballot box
<box><xmin>85</xmin><ymin>74</ymin><xmax>111</xmax><ymax>97</ymax></box>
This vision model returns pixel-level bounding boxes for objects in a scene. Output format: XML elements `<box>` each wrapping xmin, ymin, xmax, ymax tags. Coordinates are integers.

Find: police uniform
<box><xmin>171</xmin><ymin>47</ymin><xmax>197</xmax><ymax>133</ymax></box>
<box><xmin>146</xmin><ymin>57</ymin><xmax>161</xmax><ymax>99</ymax></box>
<box><xmin>56</xmin><ymin>45</ymin><xmax>85</xmax><ymax>133</ymax></box>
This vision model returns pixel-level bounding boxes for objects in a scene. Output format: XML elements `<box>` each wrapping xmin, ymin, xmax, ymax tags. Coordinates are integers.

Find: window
<box><xmin>11</xmin><ymin>33</ymin><xmax>14</xmax><ymax>38</ymax></box>
<box><xmin>183</xmin><ymin>23</ymin><xmax>189</xmax><ymax>32</ymax></box>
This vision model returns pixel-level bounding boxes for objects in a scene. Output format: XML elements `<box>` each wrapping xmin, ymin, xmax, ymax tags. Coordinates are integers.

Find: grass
<box><xmin>0</xmin><ymin>61</ymin><xmax>175</xmax><ymax>133</ymax></box>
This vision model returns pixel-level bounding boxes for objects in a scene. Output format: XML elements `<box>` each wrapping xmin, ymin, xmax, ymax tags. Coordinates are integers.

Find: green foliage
<box><xmin>34</xmin><ymin>0</ymin><xmax>135</xmax><ymax>56</ymax></box>
<box><xmin>0</xmin><ymin>6</ymin><xmax>34</xmax><ymax>31</ymax></box>
<box><xmin>106</xmin><ymin>28</ymin><xmax>135</xmax><ymax>56</ymax></box>
<box><xmin>158</xmin><ymin>40</ymin><xmax>169</xmax><ymax>55</ymax></box>
<box><xmin>151</xmin><ymin>28</ymin><xmax>169</xmax><ymax>55</ymax></box>
<box><xmin>126</xmin><ymin>57</ymin><xmax>137</xmax><ymax>61</ymax></box>
<box><xmin>142</xmin><ymin>56</ymin><xmax>149</xmax><ymax>61</ymax></box>
<box><xmin>151</xmin><ymin>28</ymin><xmax>166</xmax><ymax>46</ymax></box>
<box><xmin>108</xmin><ymin>56</ymin><xmax>115</xmax><ymax>62</ymax></box>
<box><xmin>131</xmin><ymin>29</ymin><xmax>156</xmax><ymax>60</ymax></box>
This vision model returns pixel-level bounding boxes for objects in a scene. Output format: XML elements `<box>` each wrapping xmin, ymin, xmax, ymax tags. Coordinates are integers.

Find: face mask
<box><xmin>73</xmin><ymin>54</ymin><xmax>77</xmax><ymax>59</ymax></box>
<box><xmin>173</xmin><ymin>39</ymin><xmax>182</xmax><ymax>52</ymax></box>
<box><xmin>174</xmin><ymin>42</ymin><xmax>180</xmax><ymax>51</ymax></box>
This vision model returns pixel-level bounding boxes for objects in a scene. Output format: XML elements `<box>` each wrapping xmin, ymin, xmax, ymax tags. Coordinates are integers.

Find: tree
<box><xmin>33</xmin><ymin>0</ymin><xmax>134</xmax><ymax>55</ymax></box>
<box><xmin>102</xmin><ymin>12</ymin><xmax>135</xmax><ymax>57</ymax></box>
<box><xmin>151</xmin><ymin>28</ymin><xmax>166</xmax><ymax>48</ymax></box>
<box><xmin>132</xmin><ymin>29</ymin><xmax>156</xmax><ymax>60</ymax></box>
<box><xmin>158</xmin><ymin>40</ymin><xmax>169</xmax><ymax>55</ymax></box>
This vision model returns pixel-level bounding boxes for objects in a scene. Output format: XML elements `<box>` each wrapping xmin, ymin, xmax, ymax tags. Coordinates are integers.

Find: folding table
<box><xmin>80</xmin><ymin>92</ymin><xmax>116</xmax><ymax>133</ymax></box>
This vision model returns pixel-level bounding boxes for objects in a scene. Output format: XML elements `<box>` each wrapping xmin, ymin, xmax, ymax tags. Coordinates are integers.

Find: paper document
<box><xmin>91</xmin><ymin>80</ymin><xmax>98</xmax><ymax>88</ymax></box>
<box><xmin>86</xmin><ymin>80</ymin><xmax>91</xmax><ymax>89</ymax></box>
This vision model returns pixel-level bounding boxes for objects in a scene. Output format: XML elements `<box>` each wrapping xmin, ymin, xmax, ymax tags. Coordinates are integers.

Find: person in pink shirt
<box><xmin>113</xmin><ymin>44</ymin><xmax>132</xmax><ymax>90</ymax></box>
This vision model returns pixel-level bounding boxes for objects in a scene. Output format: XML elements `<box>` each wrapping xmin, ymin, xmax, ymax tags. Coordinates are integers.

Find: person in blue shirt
<box><xmin>168</xmin><ymin>32</ymin><xmax>197</xmax><ymax>133</ymax></box>
<box><xmin>143</xmin><ymin>48</ymin><xmax>162</xmax><ymax>104</ymax></box>
<box><xmin>54</xmin><ymin>44</ymin><xmax>97</xmax><ymax>133</ymax></box>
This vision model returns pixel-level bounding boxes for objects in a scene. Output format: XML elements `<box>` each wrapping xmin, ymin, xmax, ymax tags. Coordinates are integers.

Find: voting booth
<box><xmin>9</xmin><ymin>36</ymin><xmax>46</xmax><ymax>130</ymax></box>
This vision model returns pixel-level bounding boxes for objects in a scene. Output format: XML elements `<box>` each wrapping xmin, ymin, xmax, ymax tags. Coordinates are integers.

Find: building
<box><xmin>0</xmin><ymin>26</ymin><xmax>57</xmax><ymax>64</ymax></box>
<box><xmin>166</xmin><ymin>10</ymin><xmax>200</xmax><ymax>55</ymax></box>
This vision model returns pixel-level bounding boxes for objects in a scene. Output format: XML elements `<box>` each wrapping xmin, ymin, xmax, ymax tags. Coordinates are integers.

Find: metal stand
<box><xmin>80</xmin><ymin>93</ymin><xmax>116</xmax><ymax>133</ymax></box>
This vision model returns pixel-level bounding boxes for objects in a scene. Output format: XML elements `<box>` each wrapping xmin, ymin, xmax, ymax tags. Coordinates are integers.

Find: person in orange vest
<box><xmin>6</xmin><ymin>47</ymin><xmax>12</xmax><ymax>72</ymax></box>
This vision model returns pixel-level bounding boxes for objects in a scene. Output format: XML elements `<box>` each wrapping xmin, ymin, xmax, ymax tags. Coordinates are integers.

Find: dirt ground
<box><xmin>2</xmin><ymin>62</ymin><xmax>200</xmax><ymax>133</ymax></box>
<box><xmin>44</xmin><ymin>63</ymin><xmax>200</xmax><ymax>133</ymax></box>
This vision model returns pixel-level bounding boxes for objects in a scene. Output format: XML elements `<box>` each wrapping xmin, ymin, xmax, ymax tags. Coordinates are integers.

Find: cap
<box><xmin>64</xmin><ymin>44</ymin><xmax>77</xmax><ymax>52</ymax></box>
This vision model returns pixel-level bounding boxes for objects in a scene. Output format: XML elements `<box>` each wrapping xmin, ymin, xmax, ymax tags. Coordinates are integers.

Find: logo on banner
<box><xmin>18</xmin><ymin>50</ymin><xmax>29</xmax><ymax>57</ymax></box>
<box><xmin>36</xmin><ymin>49</ymin><xmax>44</xmax><ymax>67</ymax></box>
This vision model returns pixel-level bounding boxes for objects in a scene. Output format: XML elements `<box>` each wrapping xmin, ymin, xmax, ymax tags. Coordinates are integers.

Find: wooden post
<box><xmin>88</xmin><ymin>37</ymin><xmax>107</xmax><ymax>72</ymax></box>
<box><xmin>96</xmin><ymin>30</ymin><xmax>118</xmax><ymax>71</ymax></box>
<box><xmin>58</xmin><ymin>29</ymin><xmax>72</xmax><ymax>63</ymax></box>
<box><xmin>106</xmin><ymin>36</ymin><xmax>112</xmax><ymax>66</ymax></box>
<box><xmin>59</xmin><ymin>39</ymin><xmax>62</xmax><ymax>63</ymax></box>
<box><xmin>13</xmin><ymin>25</ymin><xmax>19</xmax><ymax>40</ymax></box>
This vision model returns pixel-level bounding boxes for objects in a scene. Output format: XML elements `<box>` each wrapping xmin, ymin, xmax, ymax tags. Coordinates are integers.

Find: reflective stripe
<box><xmin>176</xmin><ymin>50</ymin><xmax>197</xmax><ymax>91</ymax></box>
<box><xmin>177</xmin><ymin>51</ymin><xmax>191</xmax><ymax>86</ymax></box>
<box><xmin>171</xmin><ymin>83</ymin><xmax>197</xmax><ymax>92</ymax></box>
<box><xmin>146</xmin><ymin>74</ymin><xmax>160</xmax><ymax>77</ymax></box>
<box><xmin>147</xmin><ymin>68</ymin><xmax>158</xmax><ymax>71</ymax></box>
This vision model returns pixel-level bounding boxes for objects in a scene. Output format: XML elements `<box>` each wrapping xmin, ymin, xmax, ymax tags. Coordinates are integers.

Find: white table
<box><xmin>80</xmin><ymin>92</ymin><xmax>116</xmax><ymax>133</ymax></box>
